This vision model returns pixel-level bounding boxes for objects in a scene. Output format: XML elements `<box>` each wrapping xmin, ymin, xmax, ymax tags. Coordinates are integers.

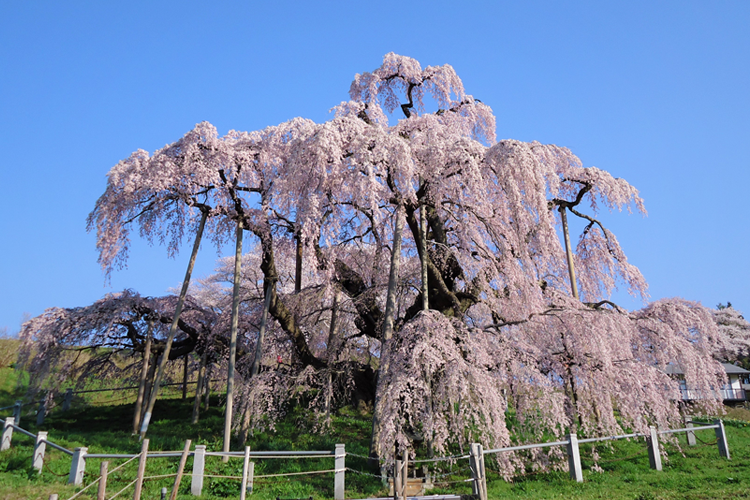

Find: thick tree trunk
<box><xmin>559</xmin><ymin>206</ymin><xmax>580</xmax><ymax>300</ymax></box>
<box><xmin>223</xmin><ymin>220</ymin><xmax>244</xmax><ymax>460</ymax></box>
<box><xmin>133</xmin><ymin>320</ymin><xmax>154</xmax><ymax>434</ymax></box>
<box><xmin>370</xmin><ymin>206</ymin><xmax>404</xmax><ymax>462</ymax></box>
<box><xmin>140</xmin><ymin>210</ymin><xmax>208</xmax><ymax>438</ymax></box>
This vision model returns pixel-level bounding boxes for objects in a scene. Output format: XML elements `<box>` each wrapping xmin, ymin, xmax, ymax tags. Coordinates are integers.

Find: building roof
<box><xmin>721</xmin><ymin>362</ymin><xmax>750</xmax><ymax>375</ymax></box>
<box><xmin>663</xmin><ymin>362</ymin><xmax>750</xmax><ymax>376</ymax></box>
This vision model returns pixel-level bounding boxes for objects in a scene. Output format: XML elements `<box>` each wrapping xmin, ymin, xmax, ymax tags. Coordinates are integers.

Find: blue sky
<box><xmin>1</xmin><ymin>1</ymin><xmax>748</xmax><ymax>334</ymax></box>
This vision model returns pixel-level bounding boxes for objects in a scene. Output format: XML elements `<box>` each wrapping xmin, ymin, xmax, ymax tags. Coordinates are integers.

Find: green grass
<box><xmin>2</xmin><ymin>345</ymin><xmax>750</xmax><ymax>499</ymax></box>
<box><xmin>430</xmin><ymin>418</ymin><xmax>750</xmax><ymax>499</ymax></box>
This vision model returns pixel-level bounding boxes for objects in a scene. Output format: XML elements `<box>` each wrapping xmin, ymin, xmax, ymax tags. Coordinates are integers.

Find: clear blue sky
<box><xmin>1</xmin><ymin>1</ymin><xmax>748</xmax><ymax>334</ymax></box>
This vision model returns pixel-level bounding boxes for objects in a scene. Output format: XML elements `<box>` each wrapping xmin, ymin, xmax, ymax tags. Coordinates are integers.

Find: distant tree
<box><xmin>712</xmin><ymin>304</ymin><xmax>750</xmax><ymax>365</ymax></box>
<box><xmin>17</xmin><ymin>290</ymin><xmax>224</xmax><ymax>429</ymax></box>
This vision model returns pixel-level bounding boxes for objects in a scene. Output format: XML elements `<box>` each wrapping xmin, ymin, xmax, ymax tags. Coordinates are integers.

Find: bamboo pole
<box><xmin>140</xmin><ymin>210</ymin><xmax>208</xmax><ymax>438</ymax></box>
<box><xmin>223</xmin><ymin>219</ymin><xmax>244</xmax><ymax>461</ymax></box>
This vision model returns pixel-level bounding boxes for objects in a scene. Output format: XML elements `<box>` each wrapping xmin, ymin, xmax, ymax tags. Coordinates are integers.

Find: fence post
<box><xmin>333</xmin><ymin>443</ymin><xmax>345</xmax><ymax>500</ymax></box>
<box><xmin>68</xmin><ymin>447</ymin><xmax>88</xmax><ymax>485</ymax></box>
<box><xmin>13</xmin><ymin>400</ymin><xmax>22</xmax><ymax>426</ymax></box>
<box><xmin>191</xmin><ymin>445</ymin><xmax>206</xmax><ymax>496</ymax></box>
<box><xmin>62</xmin><ymin>389</ymin><xmax>73</xmax><ymax>412</ymax></box>
<box><xmin>247</xmin><ymin>461</ymin><xmax>254</xmax><ymax>496</ymax></box>
<box><xmin>469</xmin><ymin>443</ymin><xmax>488</xmax><ymax>498</ymax></box>
<box><xmin>684</xmin><ymin>415</ymin><xmax>696</xmax><ymax>446</ymax></box>
<box><xmin>170</xmin><ymin>439</ymin><xmax>191</xmax><ymax>500</ymax></box>
<box><xmin>478</xmin><ymin>444</ymin><xmax>488</xmax><ymax>500</ymax></box>
<box><xmin>566</xmin><ymin>433</ymin><xmax>583</xmax><ymax>483</ymax></box>
<box><xmin>33</xmin><ymin>431</ymin><xmax>47</xmax><ymax>473</ymax></box>
<box><xmin>37</xmin><ymin>397</ymin><xmax>46</xmax><ymax>426</ymax></box>
<box><xmin>469</xmin><ymin>444</ymin><xmax>478</xmax><ymax>497</ymax></box>
<box><xmin>401</xmin><ymin>453</ymin><xmax>408</xmax><ymax>500</ymax></box>
<box><xmin>647</xmin><ymin>426</ymin><xmax>662</xmax><ymax>471</ymax></box>
<box><xmin>1</xmin><ymin>417</ymin><xmax>14</xmax><ymax>451</ymax></box>
<box><xmin>240</xmin><ymin>446</ymin><xmax>251</xmax><ymax>500</ymax></box>
<box><xmin>133</xmin><ymin>438</ymin><xmax>149</xmax><ymax>500</ymax></box>
<box><xmin>714</xmin><ymin>419</ymin><xmax>730</xmax><ymax>459</ymax></box>
<box><xmin>393</xmin><ymin>458</ymin><xmax>402</xmax><ymax>500</ymax></box>
<box><xmin>97</xmin><ymin>461</ymin><xmax>108</xmax><ymax>500</ymax></box>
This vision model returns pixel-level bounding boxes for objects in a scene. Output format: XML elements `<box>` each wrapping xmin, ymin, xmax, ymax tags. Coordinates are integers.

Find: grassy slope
<box><xmin>1</xmin><ymin>340</ymin><xmax>750</xmax><ymax>499</ymax></box>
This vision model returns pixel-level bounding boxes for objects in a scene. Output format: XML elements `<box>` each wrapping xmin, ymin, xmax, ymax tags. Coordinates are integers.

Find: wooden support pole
<box><xmin>140</xmin><ymin>210</ymin><xmax>208</xmax><ymax>438</ymax></box>
<box><xmin>714</xmin><ymin>419</ymin><xmax>730</xmax><ymax>459</ymax></box>
<box><xmin>133</xmin><ymin>321</ymin><xmax>154</xmax><ymax>434</ymax></box>
<box><xmin>204</xmin><ymin>367</ymin><xmax>211</xmax><ymax>409</ymax></box>
<box><xmin>133</xmin><ymin>438</ymin><xmax>149</xmax><ymax>500</ymax></box>
<box><xmin>36</xmin><ymin>397</ymin><xmax>46</xmax><ymax>426</ymax></box>
<box><xmin>33</xmin><ymin>431</ymin><xmax>47</xmax><ymax>473</ymax></box>
<box><xmin>182</xmin><ymin>354</ymin><xmax>189</xmax><ymax>400</ymax></box>
<box><xmin>419</xmin><ymin>200</ymin><xmax>429</xmax><ymax>311</ymax></box>
<box><xmin>1</xmin><ymin>417</ymin><xmax>14</xmax><ymax>451</ymax></box>
<box><xmin>223</xmin><ymin>219</ymin><xmax>244</xmax><ymax>462</ymax></box>
<box><xmin>191</xmin><ymin>349</ymin><xmax>207</xmax><ymax>424</ymax></box>
<box><xmin>566</xmin><ymin>433</ymin><xmax>583</xmax><ymax>482</ymax></box>
<box><xmin>62</xmin><ymin>389</ymin><xmax>73</xmax><ymax>412</ymax></box>
<box><xmin>191</xmin><ymin>445</ymin><xmax>206</xmax><ymax>496</ymax></box>
<box><xmin>647</xmin><ymin>426</ymin><xmax>662</xmax><ymax>471</ymax></box>
<box><xmin>13</xmin><ymin>400</ymin><xmax>22</xmax><ymax>426</ymax></box>
<box><xmin>68</xmin><ymin>447</ymin><xmax>87</xmax><ymax>485</ymax></box>
<box><xmin>334</xmin><ymin>443</ymin><xmax>345</xmax><ymax>500</ymax></box>
<box><xmin>170</xmin><ymin>439</ymin><xmax>191</xmax><ymax>500</ymax></box>
<box><xmin>97</xmin><ymin>461</ymin><xmax>108</xmax><ymax>500</ymax></box>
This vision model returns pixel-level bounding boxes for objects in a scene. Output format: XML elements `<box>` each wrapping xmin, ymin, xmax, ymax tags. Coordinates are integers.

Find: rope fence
<box><xmin>0</xmin><ymin>412</ymin><xmax>736</xmax><ymax>500</ymax></box>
